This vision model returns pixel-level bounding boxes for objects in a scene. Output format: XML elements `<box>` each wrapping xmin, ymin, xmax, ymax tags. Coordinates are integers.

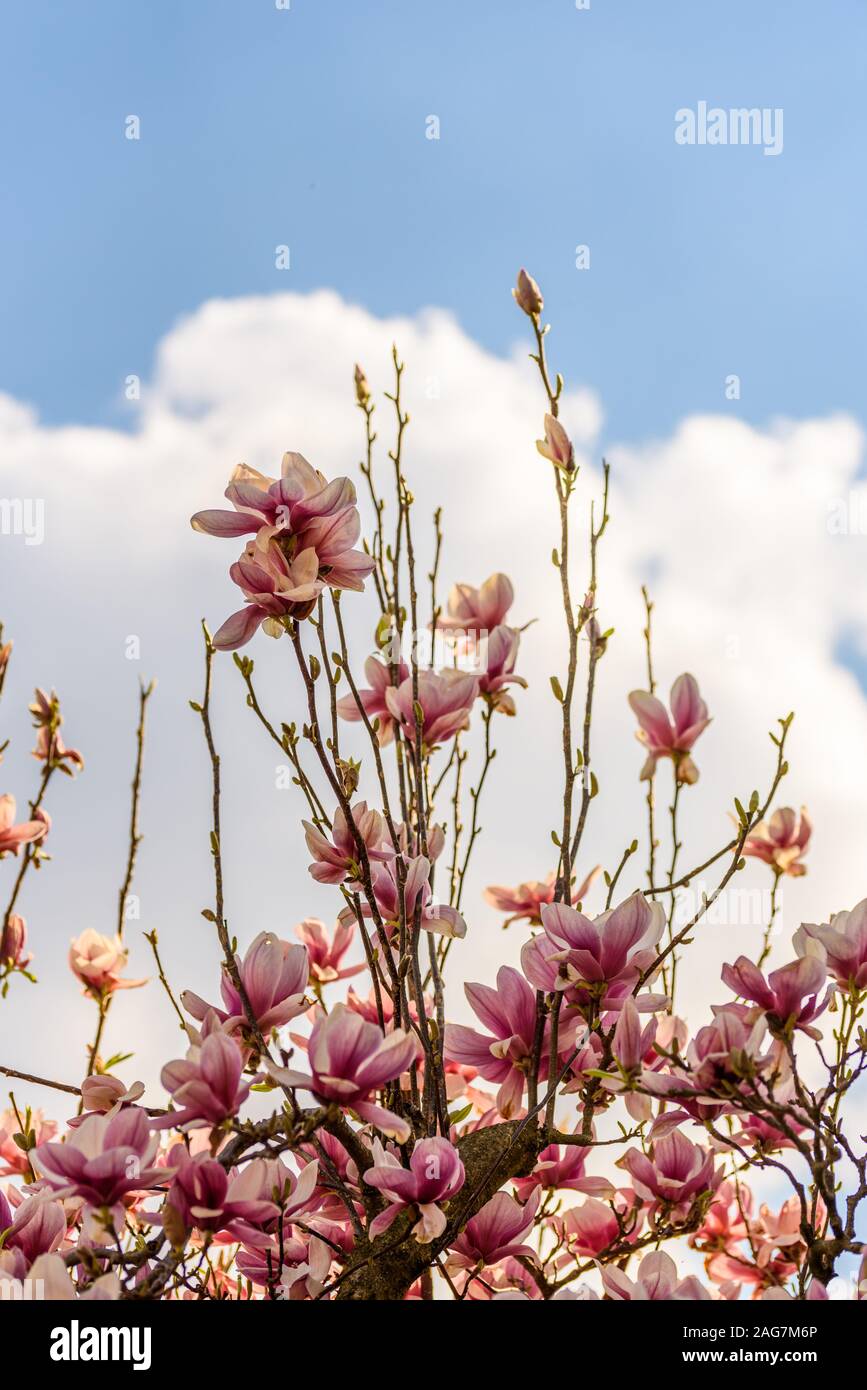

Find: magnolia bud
<box><xmin>0</xmin><ymin>913</ymin><xmax>28</xmax><ymax>968</ymax></box>
<box><xmin>354</xmin><ymin>364</ymin><xmax>371</xmax><ymax>408</ymax></box>
<box><xmin>536</xmin><ymin>413</ymin><xmax>574</xmax><ymax>472</ymax></box>
<box><xmin>512</xmin><ymin>268</ymin><xmax>543</xmax><ymax>317</ymax></box>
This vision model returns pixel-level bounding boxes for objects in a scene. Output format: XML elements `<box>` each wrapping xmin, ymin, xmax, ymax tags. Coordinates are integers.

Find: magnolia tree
<box><xmin>2</xmin><ymin>272</ymin><xmax>867</xmax><ymax>1304</ymax></box>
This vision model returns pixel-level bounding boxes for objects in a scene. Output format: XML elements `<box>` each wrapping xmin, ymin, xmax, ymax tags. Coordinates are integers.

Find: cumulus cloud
<box><xmin>1</xmin><ymin>288</ymin><xmax>866</xmax><ymax>1110</ymax></box>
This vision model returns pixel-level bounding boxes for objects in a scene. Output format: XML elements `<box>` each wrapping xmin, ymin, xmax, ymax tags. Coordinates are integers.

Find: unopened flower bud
<box><xmin>354</xmin><ymin>364</ymin><xmax>371</xmax><ymax>408</ymax></box>
<box><xmin>512</xmin><ymin>268</ymin><xmax>543</xmax><ymax>317</ymax></box>
<box><xmin>0</xmin><ymin>913</ymin><xmax>28</xmax><ymax>968</ymax></box>
<box><xmin>536</xmin><ymin>413</ymin><xmax>574</xmax><ymax>472</ymax></box>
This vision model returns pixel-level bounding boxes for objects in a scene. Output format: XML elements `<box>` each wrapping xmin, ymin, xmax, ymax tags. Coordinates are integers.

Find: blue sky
<box><xmin>2</xmin><ymin>0</ymin><xmax>866</xmax><ymax>445</ymax></box>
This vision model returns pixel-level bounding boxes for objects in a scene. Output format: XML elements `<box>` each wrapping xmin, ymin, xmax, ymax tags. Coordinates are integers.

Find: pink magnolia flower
<box><xmin>152</xmin><ymin>1025</ymin><xmax>253</xmax><ymax>1131</ymax></box>
<box><xmin>642</xmin><ymin>1003</ymin><xmax>770</xmax><ymax>1128</ymax></box>
<box><xmin>447</xmin><ymin>1189</ymin><xmax>539</xmax><ymax>1270</ymax></box>
<box><xmin>0</xmin><ymin>1109</ymin><xmax>57</xmax><ymax>1177</ymax></box>
<box><xmin>794</xmin><ymin>898</ymin><xmax>867</xmax><ymax>991</ymax></box>
<box><xmin>513</xmin><ymin>1140</ymin><xmax>611</xmax><ymax>1202</ymax></box>
<box><xmin>0</xmin><ymin>1189</ymin><xmax>66</xmax><ymax>1269</ymax></box>
<box><xmin>34</xmin><ymin>1108</ymin><xmax>165</xmax><ymax>1214</ymax></box>
<box><xmin>355</xmin><ymin>853</ymin><xmax>467</xmax><ymax>940</ymax></box>
<box><xmin>0</xmin><ymin>794</ymin><xmax>49</xmax><ymax>859</ymax></box>
<box><xmin>303</xmin><ymin>802</ymin><xmax>393</xmax><ymax>885</ymax></box>
<box><xmin>162</xmin><ymin>1146</ymin><xmax>280</xmax><ymax>1236</ymax></box>
<box><xmin>296</xmin><ymin>917</ymin><xmax>364</xmax><ymax>985</ymax></box>
<box><xmin>29</xmin><ymin>689</ymin><xmax>84</xmax><ymax>774</ymax></box>
<box><xmin>609</xmin><ymin>996</ymin><xmax>659</xmax><ymax>1074</ymax></box>
<box><xmin>438</xmin><ymin>574</ymin><xmax>514</xmax><ymax>634</ymax></box>
<box><xmin>191</xmin><ymin>453</ymin><xmax>374</xmax><ymax>585</ymax></box>
<box><xmin>628</xmin><ymin>673</ymin><xmax>711</xmax><ymax>784</ymax></box>
<box><xmin>721</xmin><ymin>954</ymin><xmax>831</xmax><ymax>1038</ymax></box>
<box><xmin>558</xmin><ymin>1197</ymin><xmax>621</xmax><ymax>1257</ymax></box>
<box><xmin>619</xmin><ymin>1131</ymin><xmax>722</xmax><ymax>1222</ymax></box>
<box><xmin>690</xmin><ymin>1180</ymin><xmax>752</xmax><ymax>1254</ymax></box>
<box><xmin>181</xmin><ymin>931</ymin><xmax>309</xmax><ymax>1034</ymax></box>
<box><xmin>527</xmin><ymin>891</ymin><xmax>666</xmax><ymax>1012</ymax></box>
<box><xmin>478</xmin><ymin>625</ymin><xmax>527</xmax><ymax>714</ymax></box>
<box><xmin>751</xmin><ymin>1194</ymin><xmax>821</xmax><ymax>1270</ymax></box>
<box><xmin>0</xmin><ymin>913</ymin><xmax>29</xmax><ymax>969</ymax></box>
<box><xmin>536</xmin><ymin>414</ymin><xmax>574</xmax><ymax>472</ymax></box>
<box><xmin>512</xmin><ymin>268</ymin><xmax>543</xmax><ymax>317</ymax></box>
<box><xmin>211</xmin><ymin>535</ymin><xmax>323</xmax><ymax>650</ymax></box>
<box><xmin>4</xmin><ymin>1251</ymin><xmax>119</xmax><ymax>1301</ymax></box>
<box><xmin>336</xmin><ymin>655</ymin><xmax>410</xmax><ymax>746</ymax></box>
<box><xmin>444</xmin><ymin>965</ymin><xmax>563</xmax><ymax>1118</ymax></box>
<box><xmin>385</xmin><ymin>669</ymin><xmax>478</xmax><ymax>750</ymax></box>
<box><xmin>601</xmin><ymin>1250</ymin><xmax>711</xmax><ymax>1301</ymax></box>
<box><xmin>266</xmin><ymin>1004</ymin><xmax>419</xmax><ymax>1142</ymax></box>
<box><xmin>68</xmin><ymin>929</ymin><xmax>145</xmax><ymax>997</ymax></box>
<box><xmin>223</xmin><ymin>1155</ymin><xmax>321</xmax><ymax>1247</ymax></box>
<box><xmin>363</xmin><ymin>1137</ymin><xmax>465</xmax><ymax>1242</ymax></box>
<box><xmin>76</xmin><ymin>1073</ymin><xmax>145</xmax><ymax>1120</ymax></box>
<box><xmin>484</xmin><ymin>866</ymin><xmax>601</xmax><ymax>927</ymax></box>
<box><xmin>346</xmin><ymin>984</ymin><xmax>396</xmax><ymax>1025</ymax></box>
<box><xmin>743</xmin><ymin>806</ymin><xmax>811</xmax><ymax>877</ymax></box>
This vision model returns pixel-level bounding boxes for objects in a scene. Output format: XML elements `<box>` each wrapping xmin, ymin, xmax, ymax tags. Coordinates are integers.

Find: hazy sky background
<box><xmin>2</xmin><ymin>3</ymin><xmax>867</xmax><ymax>1273</ymax></box>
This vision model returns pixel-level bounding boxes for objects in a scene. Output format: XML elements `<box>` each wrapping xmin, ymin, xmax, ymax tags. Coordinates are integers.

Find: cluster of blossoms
<box><xmin>1</xmin><ymin>271</ymin><xmax>865</xmax><ymax>1305</ymax></box>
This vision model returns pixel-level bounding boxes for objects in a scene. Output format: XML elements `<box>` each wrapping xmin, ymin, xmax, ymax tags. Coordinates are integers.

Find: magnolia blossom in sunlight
<box><xmin>162</xmin><ymin>1146</ymin><xmax>281</xmax><ymax>1236</ymax></box>
<box><xmin>0</xmin><ymin>793</ymin><xmax>48</xmax><ymax>859</ymax></box>
<box><xmin>721</xmin><ymin>954</ymin><xmax>832</xmax><ymax>1038</ymax></box>
<box><xmin>181</xmin><ymin>931</ymin><xmax>309</xmax><ymax>1034</ymax></box>
<box><xmin>193</xmin><ymin>454</ymin><xmax>375</xmax><ymax>650</ymax></box>
<box><xmin>794</xmin><ymin>897</ymin><xmax>867</xmax><ymax>991</ymax></box>
<box><xmin>76</xmin><ymin>1073</ymin><xmax>145</xmax><ymax>1119</ymax></box>
<box><xmin>335</xmin><ymin>654</ymin><xmax>410</xmax><ymax>746</ymax></box>
<box><xmin>447</xmin><ymin>1190</ymin><xmax>539</xmax><ymax>1272</ymax></box>
<box><xmin>296</xmin><ymin>916</ymin><xmax>365</xmax><ymax>984</ymax></box>
<box><xmin>191</xmin><ymin>454</ymin><xmax>375</xmax><ymax>584</ymax></box>
<box><xmin>210</xmin><ymin>536</ymin><xmax>323</xmax><ymax>649</ymax></box>
<box><xmin>514</xmin><ymin>1140</ymin><xmax>611</xmax><ymax>1202</ymax></box>
<box><xmin>557</xmin><ymin>1197</ymin><xmax>622</xmax><ymax>1258</ymax></box>
<box><xmin>29</xmin><ymin>688</ymin><xmax>84</xmax><ymax>773</ymax></box>
<box><xmin>0</xmin><ymin>1109</ymin><xmax>56</xmax><ymax>1177</ymax></box>
<box><xmin>363</xmin><ymin>1137</ymin><xmax>465</xmax><ymax>1242</ymax></box>
<box><xmin>536</xmin><ymin>413</ymin><xmax>574</xmax><ymax>472</ymax></box>
<box><xmin>34</xmin><ymin>1109</ymin><xmax>164</xmax><ymax>1216</ymax></box>
<box><xmin>444</xmin><ymin>965</ymin><xmax>568</xmax><ymax>1118</ymax></box>
<box><xmin>266</xmin><ymin>1004</ymin><xmax>419</xmax><ymax>1142</ymax></box>
<box><xmin>0</xmin><ymin>913</ymin><xmax>29</xmax><ymax>969</ymax></box>
<box><xmin>477</xmin><ymin>625</ymin><xmax>526</xmax><ymax>714</ymax></box>
<box><xmin>601</xmin><ymin>1250</ymin><xmax>711</xmax><ymax>1301</ymax></box>
<box><xmin>152</xmin><ymin>1025</ymin><xmax>254</xmax><ymax>1131</ymax></box>
<box><xmin>628</xmin><ymin>673</ymin><xmax>711</xmax><ymax>784</ymax></box>
<box><xmin>437</xmin><ymin>573</ymin><xmax>514</xmax><ymax>633</ymax></box>
<box><xmin>303</xmin><ymin>802</ymin><xmax>393</xmax><ymax>884</ymax></box>
<box><xmin>68</xmin><ymin>929</ymin><xmax>145</xmax><ymax>997</ymax></box>
<box><xmin>742</xmin><ymin>805</ymin><xmax>811</xmax><ymax>877</ymax></box>
<box><xmin>0</xmin><ymin>1188</ymin><xmax>66</xmax><ymax>1270</ymax></box>
<box><xmin>384</xmin><ymin>669</ymin><xmax>478</xmax><ymax>749</ymax></box>
<box><xmin>524</xmin><ymin>892</ymin><xmax>667</xmax><ymax>1012</ymax></box>
<box><xmin>619</xmin><ymin>1132</ymin><xmax>722</xmax><ymax>1223</ymax></box>
<box><xmin>484</xmin><ymin>866</ymin><xmax>600</xmax><ymax>926</ymax></box>
<box><xmin>352</xmin><ymin>853</ymin><xmax>467</xmax><ymax>940</ymax></box>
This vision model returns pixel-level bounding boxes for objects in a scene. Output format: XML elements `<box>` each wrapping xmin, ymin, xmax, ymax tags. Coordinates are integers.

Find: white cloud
<box><xmin>1</xmin><ymin>288</ymin><xmax>866</xmax><ymax>1141</ymax></box>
